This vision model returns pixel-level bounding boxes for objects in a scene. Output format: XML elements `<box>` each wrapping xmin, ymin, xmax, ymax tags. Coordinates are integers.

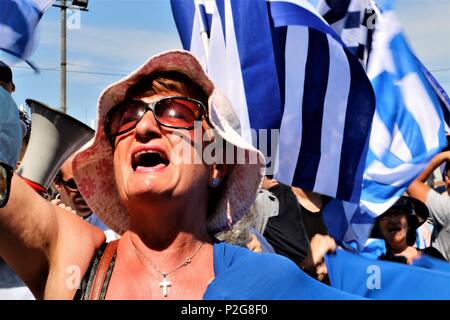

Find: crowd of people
<box><xmin>0</xmin><ymin>51</ymin><xmax>449</xmax><ymax>300</ymax></box>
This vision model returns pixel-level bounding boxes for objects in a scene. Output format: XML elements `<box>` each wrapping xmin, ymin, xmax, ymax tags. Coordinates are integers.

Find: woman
<box><xmin>371</xmin><ymin>196</ymin><xmax>445</xmax><ymax>264</ymax></box>
<box><xmin>0</xmin><ymin>50</ymin><xmax>354</xmax><ymax>299</ymax></box>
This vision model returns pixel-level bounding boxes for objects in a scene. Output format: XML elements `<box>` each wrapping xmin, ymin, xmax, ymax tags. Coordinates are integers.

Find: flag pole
<box><xmin>194</xmin><ymin>1</ymin><xmax>210</xmax><ymax>61</ymax></box>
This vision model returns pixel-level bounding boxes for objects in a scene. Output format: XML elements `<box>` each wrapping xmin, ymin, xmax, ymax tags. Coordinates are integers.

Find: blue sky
<box><xmin>3</xmin><ymin>0</ymin><xmax>450</xmax><ymax>127</ymax></box>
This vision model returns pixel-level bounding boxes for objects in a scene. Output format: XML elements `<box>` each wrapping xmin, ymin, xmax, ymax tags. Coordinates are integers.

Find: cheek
<box><xmin>401</xmin><ymin>218</ymin><xmax>409</xmax><ymax>232</ymax></box>
<box><xmin>60</xmin><ymin>190</ymin><xmax>72</xmax><ymax>204</ymax></box>
<box><xmin>113</xmin><ymin>149</ymin><xmax>128</xmax><ymax>199</ymax></box>
<box><xmin>113</xmin><ymin>137</ymin><xmax>132</xmax><ymax>170</ymax></box>
<box><xmin>169</xmin><ymin>131</ymin><xmax>204</xmax><ymax>165</ymax></box>
<box><xmin>379</xmin><ymin>223</ymin><xmax>389</xmax><ymax>237</ymax></box>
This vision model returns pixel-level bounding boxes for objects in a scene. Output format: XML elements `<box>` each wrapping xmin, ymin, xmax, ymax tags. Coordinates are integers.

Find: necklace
<box><xmin>131</xmin><ymin>237</ymin><xmax>206</xmax><ymax>297</ymax></box>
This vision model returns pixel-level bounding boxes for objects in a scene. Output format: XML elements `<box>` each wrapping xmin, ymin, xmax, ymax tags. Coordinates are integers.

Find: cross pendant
<box><xmin>160</xmin><ymin>276</ymin><xmax>172</xmax><ymax>297</ymax></box>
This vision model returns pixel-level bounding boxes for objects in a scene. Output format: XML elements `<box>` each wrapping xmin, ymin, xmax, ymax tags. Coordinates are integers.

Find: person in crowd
<box><xmin>52</xmin><ymin>155</ymin><xmax>119</xmax><ymax>242</ymax></box>
<box><xmin>370</xmin><ymin>196</ymin><xmax>445</xmax><ymax>264</ymax></box>
<box><xmin>16</xmin><ymin>106</ymin><xmax>32</xmax><ymax>169</ymax></box>
<box><xmin>0</xmin><ymin>50</ymin><xmax>356</xmax><ymax>300</ymax></box>
<box><xmin>215</xmin><ymin>189</ymin><xmax>276</xmax><ymax>253</ymax></box>
<box><xmin>0</xmin><ymin>60</ymin><xmax>34</xmax><ymax>299</ymax></box>
<box><xmin>407</xmin><ymin>149</ymin><xmax>450</xmax><ymax>261</ymax></box>
<box><xmin>254</xmin><ymin>177</ymin><xmax>336</xmax><ymax>282</ymax></box>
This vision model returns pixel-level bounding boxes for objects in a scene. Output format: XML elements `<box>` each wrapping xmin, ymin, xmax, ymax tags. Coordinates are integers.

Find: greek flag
<box><xmin>0</xmin><ymin>0</ymin><xmax>54</xmax><ymax>66</ymax></box>
<box><xmin>417</xmin><ymin>57</ymin><xmax>450</xmax><ymax>130</ymax></box>
<box><xmin>317</xmin><ymin>0</ymin><xmax>450</xmax><ymax>124</ymax></box>
<box><xmin>322</xmin><ymin>0</ymin><xmax>447</xmax><ymax>250</ymax></box>
<box><xmin>362</xmin><ymin>2</ymin><xmax>446</xmax><ymax>213</ymax></box>
<box><xmin>171</xmin><ymin>0</ymin><xmax>376</xmax><ymax>203</ymax></box>
<box><xmin>317</xmin><ymin>0</ymin><xmax>375</xmax><ymax>65</ymax></box>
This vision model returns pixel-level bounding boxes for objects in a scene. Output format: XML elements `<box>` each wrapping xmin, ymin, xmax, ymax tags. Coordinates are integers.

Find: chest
<box><xmin>104</xmin><ymin>251</ymin><xmax>215</xmax><ymax>300</ymax></box>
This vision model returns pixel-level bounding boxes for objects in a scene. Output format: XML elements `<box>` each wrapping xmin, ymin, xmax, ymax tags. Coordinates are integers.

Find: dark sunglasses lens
<box><xmin>65</xmin><ymin>179</ymin><xmax>77</xmax><ymax>190</ymax></box>
<box><xmin>0</xmin><ymin>164</ymin><xmax>12</xmax><ymax>207</ymax></box>
<box><xmin>0</xmin><ymin>166</ymin><xmax>8</xmax><ymax>203</ymax></box>
<box><xmin>109</xmin><ymin>100</ymin><xmax>145</xmax><ymax>136</ymax></box>
<box><xmin>155</xmin><ymin>98</ymin><xmax>202</xmax><ymax>127</ymax></box>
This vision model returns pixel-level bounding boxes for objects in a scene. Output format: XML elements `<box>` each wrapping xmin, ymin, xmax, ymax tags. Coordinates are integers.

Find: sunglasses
<box><xmin>61</xmin><ymin>178</ymin><xmax>78</xmax><ymax>192</ymax></box>
<box><xmin>0</xmin><ymin>162</ymin><xmax>13</xmax><ymax>208</ymax></box>
<box><xmin>379</xmin><ymin>210</ymin><xmax>407</xmax><ymax>221</ymax></box>
<box><xmin>104</xmin><ymin>96</ymin><xmax>211</xmax><ymax>145</ymax></box>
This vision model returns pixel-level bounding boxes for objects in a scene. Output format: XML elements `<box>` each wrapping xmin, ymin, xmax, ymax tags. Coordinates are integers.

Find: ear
<box><xmin>53</xmin><ymin>181</ymin><xmax>62</xmax><ymax>193</ymax></box>
<box><xmin>209</xmin><ymin>163</ymin><xmax>228</xmax><ymax>188</ymax></box>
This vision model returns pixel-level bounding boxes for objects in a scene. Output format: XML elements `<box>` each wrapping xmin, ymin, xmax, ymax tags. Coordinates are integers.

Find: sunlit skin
<box><xmin>407</xmin><ymin>150</ymin><xmax>450</xmax><ymax>202</ymax></box>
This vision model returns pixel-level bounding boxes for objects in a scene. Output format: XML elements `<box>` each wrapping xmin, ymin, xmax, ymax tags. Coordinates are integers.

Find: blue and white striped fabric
<box><xmin>319</xmin><ymin>0</ymin><xmax>448</xmax><ymax>250</ymax></box>
<box><xmin>317</xmin><ymin>0</ymin><xmax>450</xmax><ymax>129</ymax></box>
<box><xmin>0</xmin><ymin>0</ymin><xmax>53</xmax><ymax>64</ymax></box>
<box><xmin>416</xmin><ymin>57</ymin><xmax>450</xmax><ymax>132</ymax></box>
<box><xmin>171</xmin><ymin>0</ymin><xmax>376</xmax><ymax>203</ymax></box>
<box><xmin>317</xmin><ymin>0</ymin><xmax>374</xmax><ymax>65</ymax></box>
<box><xmin>361</xmin><ymin>3</ymin><xmax>447</xmax><ymax>215</ymax></box>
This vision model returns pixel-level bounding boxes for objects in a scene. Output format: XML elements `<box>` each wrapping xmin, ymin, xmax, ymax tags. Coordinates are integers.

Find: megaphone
<box><xmin>16</xmin><ymin>99</ymin><xmax>94</xmax><ymax>194</ymax></box>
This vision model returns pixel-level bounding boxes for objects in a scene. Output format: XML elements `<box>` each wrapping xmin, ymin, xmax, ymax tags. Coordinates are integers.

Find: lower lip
<box><xmin>134</xmin><ymin>163</ymin><xmax>168</xmax><ymax>173</ymax></box>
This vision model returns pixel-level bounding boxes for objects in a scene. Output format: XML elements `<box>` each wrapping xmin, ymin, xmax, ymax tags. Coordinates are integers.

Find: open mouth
<box><xmin>132</xmin><ymin>150</ymin><xmax>170</xmax><ymax>171</ymax></box>
<box><xmin>388</xmin><ymin>226</ymin><xmax>401</xmax><ymax>233</ymax></box>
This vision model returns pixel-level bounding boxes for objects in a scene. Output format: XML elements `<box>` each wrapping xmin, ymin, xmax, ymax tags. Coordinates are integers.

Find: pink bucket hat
<box><xmin>72</xmin><ymin>50</ymin><xmax>265</xmax><ymax>235</ymax></box>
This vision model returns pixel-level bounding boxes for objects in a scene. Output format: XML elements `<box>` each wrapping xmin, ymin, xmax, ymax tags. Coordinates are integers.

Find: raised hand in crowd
<box><xmin>302</xmin><ymin>234</ymin><xmax>337</xmax><ymax>281</ymax></box>
<box><xmin>407</xmin><ymin>148</ymin><xmax>450</xmax><ymax>261</ymax></box>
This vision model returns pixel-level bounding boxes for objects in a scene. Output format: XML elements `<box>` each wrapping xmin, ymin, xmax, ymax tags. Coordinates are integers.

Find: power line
<box><xmin>66</xmin><ymin>62</ymin><xmax>129</xmax><ymax>73</ymax></box>
<box><xmin>11</xmin><ymin>65</ymin><xmax>126</xmax><ymax>77</ymax></box>
<box><xmin>10</xmin><ymin>64</ymin><xmax>450</xmax><ymax>80</ymax></box>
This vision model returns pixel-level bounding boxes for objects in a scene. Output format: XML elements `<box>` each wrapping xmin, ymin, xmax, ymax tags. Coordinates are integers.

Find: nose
<box><xmin>134</xmin><ymin>108</ymin><xmax>161</xmax><ymax>141</ymax></box>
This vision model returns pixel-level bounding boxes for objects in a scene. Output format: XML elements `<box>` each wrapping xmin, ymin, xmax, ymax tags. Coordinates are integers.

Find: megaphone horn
<box><xmin>17</xmin><ymin>99</ymin><xmax>95</xmax><ymax>192</ymax></box>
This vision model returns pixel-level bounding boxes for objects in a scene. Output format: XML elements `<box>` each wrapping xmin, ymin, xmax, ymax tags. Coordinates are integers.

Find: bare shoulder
<box><xmin>291</xmin><ymin>186</ymin><xmax>323</xmax><ymax>212</ymax></box>
<box><xmin>44</xmin><ymin>207</ymin><xmax>106</xmax><ymax>299</ymax></box>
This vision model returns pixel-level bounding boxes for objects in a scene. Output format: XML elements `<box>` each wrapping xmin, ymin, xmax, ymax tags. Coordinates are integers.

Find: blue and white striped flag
<box><xmin>362</xmin><ymin>2</ymin><xmax>447</xmax><ymax>214</ymax></box>
<box><xmin>317</xmin><ymin>0</ymin><xmax>375</xmax><ymax>65</ymax></box>
<box><xmin>0</xmin><ymin>0</ymin><xmax>54</xmax><ymax>66</ymax></box>
<box><xmin>171</xmin><ymin>0</ymin><xmax>376</xmax><ymax>204</ymax></box>
<box><xmin>322</xmin><ymin>0</ymin><xmax>447</xmax><ymax>250</ymax></box>
<box><xmin>317</xmin><ymin>0</ymin><xmax>450</xmax><ymax>125</ymax></box>
<box><xmin>416</xmin><ymin>56</ymin><xmax>450</xmax><ymax>131</ymax></box>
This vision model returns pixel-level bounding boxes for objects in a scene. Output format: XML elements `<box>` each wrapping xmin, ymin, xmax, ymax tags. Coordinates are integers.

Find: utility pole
<box><xmin>60</xmin><ymin>0</ymin><xmax>67</xmax><ymax>113</ymax></box>
<box><xmin>53</xmin><ymin>0</ymin><xmax>89</xmax><ymax>114</ymax></box>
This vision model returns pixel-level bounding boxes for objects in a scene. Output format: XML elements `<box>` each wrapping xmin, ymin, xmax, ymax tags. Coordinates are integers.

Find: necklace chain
<box><xmin>131</xmin><ymin>237</ymin><xmax>206</xmax><ymax>297</ymax></box>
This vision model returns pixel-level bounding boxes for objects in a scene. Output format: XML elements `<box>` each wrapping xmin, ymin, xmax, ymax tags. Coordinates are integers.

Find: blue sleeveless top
<box><xmin>204</xmin><ymin>241</ymin><xmax>359</xmax><ymax>300</ymax></box>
